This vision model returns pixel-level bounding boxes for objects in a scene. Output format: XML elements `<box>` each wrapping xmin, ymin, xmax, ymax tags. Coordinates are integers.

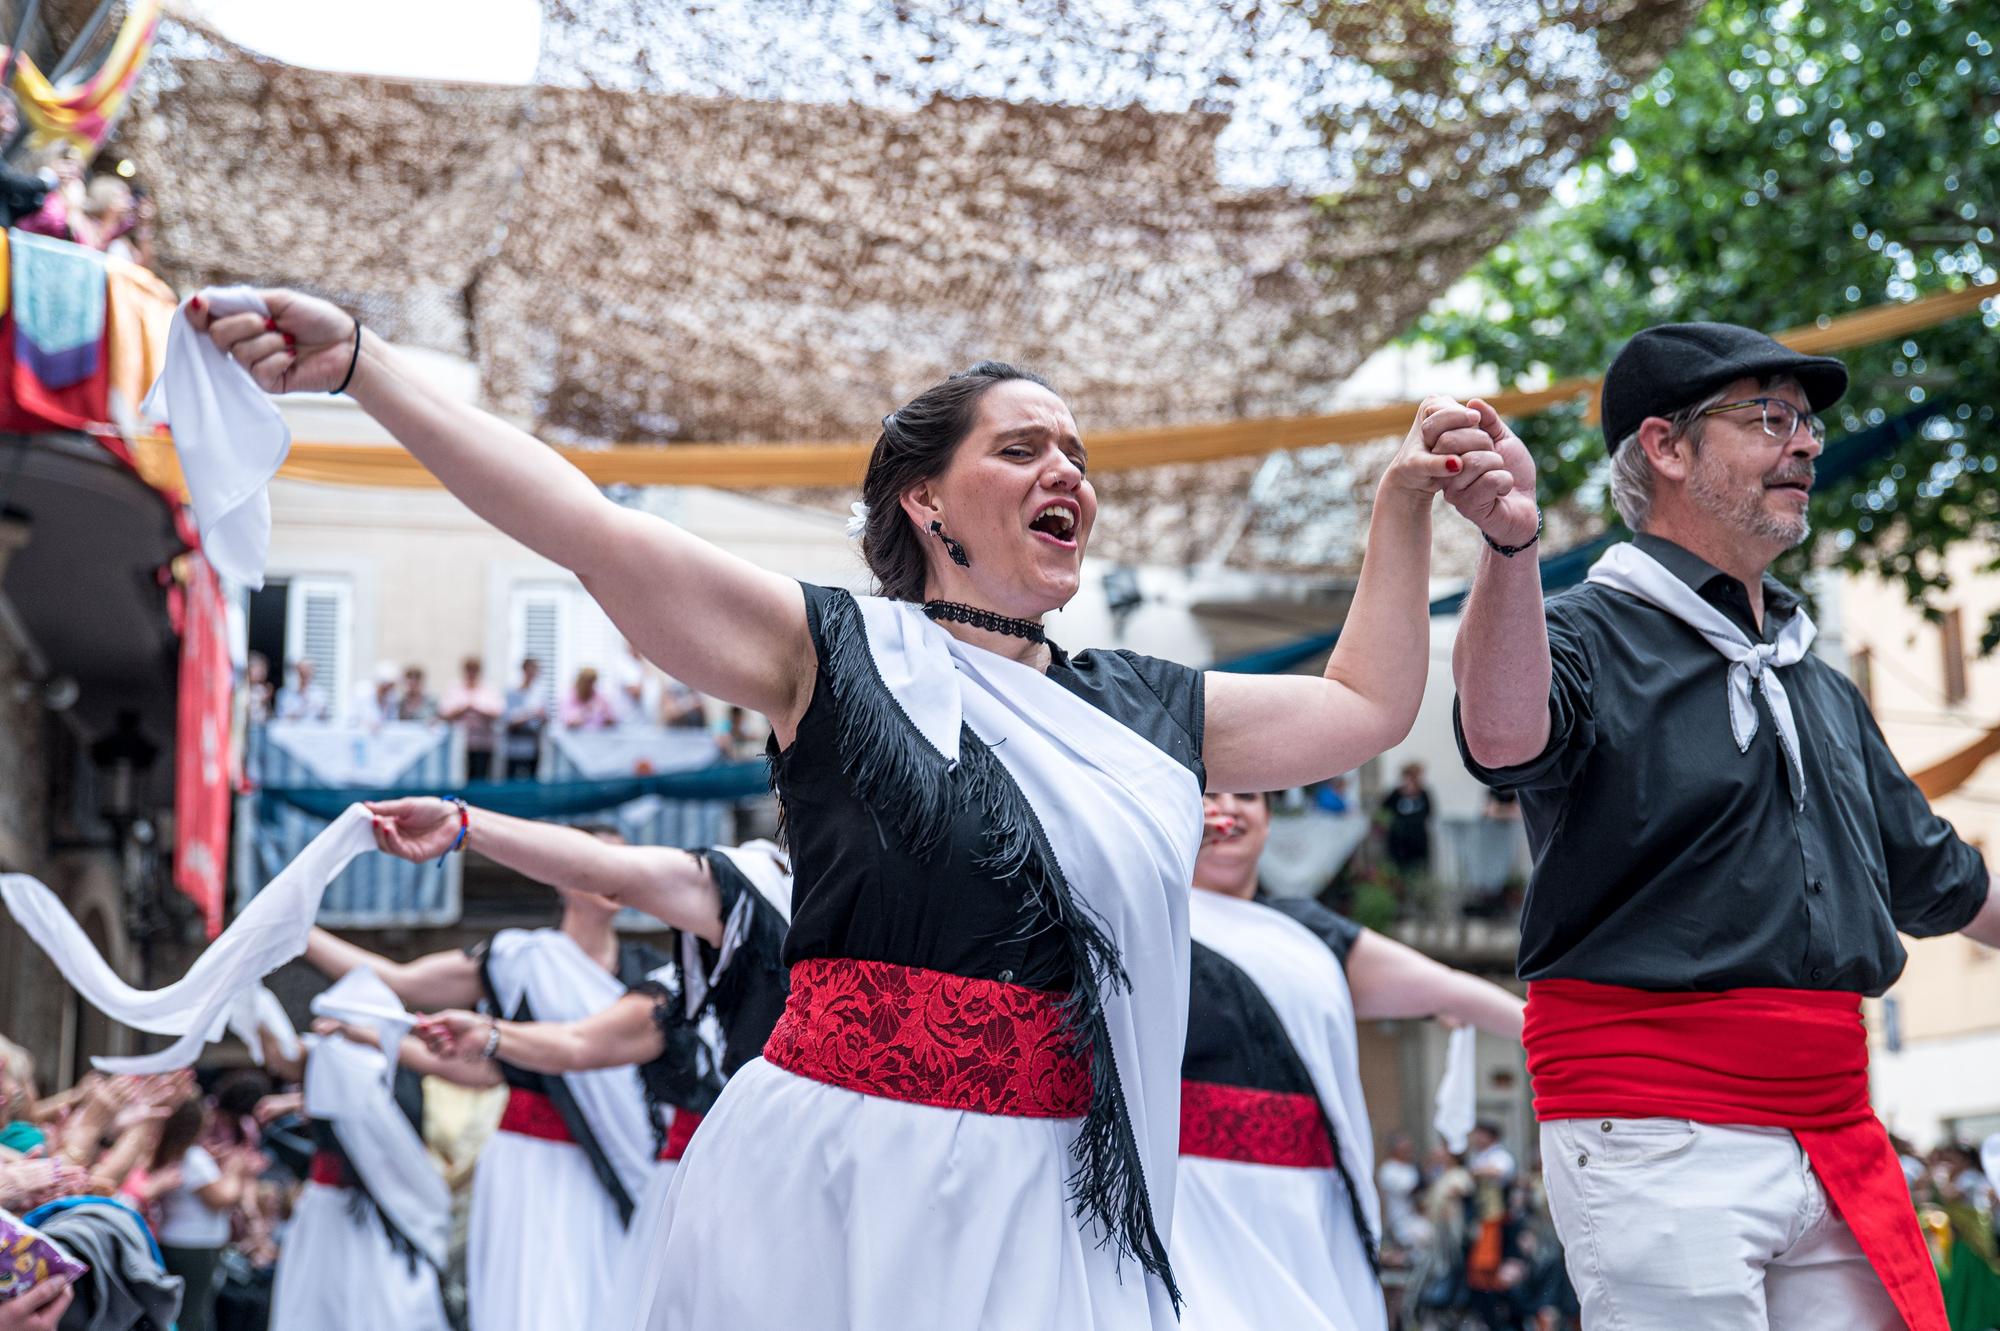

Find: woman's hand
<box><xmin>413</xmin><ymin>1011</ymin><xmax>490</xmax><ymax>1062</ymax></box>
<box><xmin>367</xmin><ymin>797</ymin><xmax>460</xmax><ymax>862</ymax></box>
<box><xmin>0</xmin><ymin>1274</ymin><xmax>74</xmax><ymax>1331</ymax></box>
<box><xmin>1378</xmin><ymin>397</ymin><xmax>1494</xmax><ymax>503</ymax></box>
<box><xmin>1433</xmin><ymin>398</ymin><xmax>1540</xmax><ymax>549</ymax></box>
<box><xmin>188</xmin><ymin>288</ymin><xmax>357</xmax><ymax>395</ymax></box>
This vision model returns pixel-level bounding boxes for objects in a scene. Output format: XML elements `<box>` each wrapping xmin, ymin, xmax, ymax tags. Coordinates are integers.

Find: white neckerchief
<box><xmin>305</xmin><ymin>969</ymin><xmax>450</xmax><ymax>1269</ymax></box>
<box><xmin>1188</xmin><ymin>890</ymin><xmax>1379</xmax><ymax>1243</ymax></box>
<box><xmin>857</xmin><ymin>596</ymin><xmax>1203</xmax><ymax>1314</ymax></box>
<box><xmin>1</xmin><ymin>806</ymin><xmax>376</xmax><ymax>1073</ymax></box>
<box><xmin>140</xmin><ymin>286</ymin><xmax>292</xmax><ymax>590</ymax></box>
<box><xmin>1587</xmin><ymin>541</ymin><xmax>1816</xmax><ymax>809</ymax></box>
<box><xmin>483</xmin><ymin>929</ymin><xmax>656</xmax><ymax>1213</ymax></box>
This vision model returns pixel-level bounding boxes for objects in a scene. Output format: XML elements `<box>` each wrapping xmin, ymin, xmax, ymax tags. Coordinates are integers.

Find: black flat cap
<box><xmin>1601</xmin><ymin>322</ymin><xmax>1847</xmax><ymax>451</ymax></box>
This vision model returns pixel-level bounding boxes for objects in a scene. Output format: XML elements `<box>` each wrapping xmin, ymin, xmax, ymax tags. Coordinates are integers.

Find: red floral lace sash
<box><xmin>496</xmin><ymin>1086</ymin><xmax>574</xmax><ymax>1145</ymax></box>
<box><xmin>307</xmin><ymin>1150</ymin><xmax>352</xmax><ymax>1188</ymax></box>
<box><xmin>1179</xmin><ymin>1079</ymin><xmax>1334</xmax><ymax>1169</ymax></box>
<box><xmin>762</xmin><ymin>956</ymin><xmax>1092</xmax><ymax>1118</ymax></box>
<box><xmin>660</xmin><ymin>1109</ymin><xmax>704</xmax><ymax>1161</ymax></box>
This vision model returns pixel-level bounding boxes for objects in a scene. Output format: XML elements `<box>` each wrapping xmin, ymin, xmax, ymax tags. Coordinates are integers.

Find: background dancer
<box><xmin>261</xmin><ymin>974</ymin><xmax>451</xmax><ymax>1331</ymax></box>
<box><xmin>303</xmin><ymin>819</ymin><xmax>665</xmax><ymax>1331</ymax></box>
<box><xmin>1175</xmin><ymin>790</ymin><xmax>1524</xmax><ymax>1331</ymax></box>
<box><xmin>196</xmin><ymin>290</ymin><xmax>1501</xmax><ymax>1329</ymax></box>
<box><xmin>364</xmin><ymin>796</ymin><xmax>792</xmax><ymax>1175</ymax></box>
<box><xmin>1453</xmin><ymin>322</ymin><xmax>2000</xmax><ymax>1330</ymax></box>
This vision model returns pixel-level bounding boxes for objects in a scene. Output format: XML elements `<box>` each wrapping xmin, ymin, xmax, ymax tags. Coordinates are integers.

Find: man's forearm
<box><xmin>1453</xmin><ymin>547</ymin><xmax>1554</xmax><ymax>769</ymax></box>
<box><xmin>1963</xmin><ymin>879</ymin><xmax>2000</xmax><ymax>948</ymax></box>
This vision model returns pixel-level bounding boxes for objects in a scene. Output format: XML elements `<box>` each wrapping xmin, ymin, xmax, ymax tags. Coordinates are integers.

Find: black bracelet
<box><xmin>1484</xmin><ymin>509</ymin><xmax>1543</xmax><ymax>558</ymax></box>
<box><xmin>330</xmin><ymin>318</ymin><xmax>362</xmax><ymax>396</ymax></box>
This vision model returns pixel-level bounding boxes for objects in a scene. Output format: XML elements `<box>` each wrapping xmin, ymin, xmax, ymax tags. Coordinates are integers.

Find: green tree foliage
<box><xmin>1416</xmin><ymin>0</ymin><xmax>1999</xmax><ymax>620</ymax></box>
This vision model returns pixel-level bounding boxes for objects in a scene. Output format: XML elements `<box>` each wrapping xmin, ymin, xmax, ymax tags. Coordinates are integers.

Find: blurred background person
<box><xmin>440</xmin><ymin>657</ymin><xmax>505</xmax><ymax>780</ymax></box>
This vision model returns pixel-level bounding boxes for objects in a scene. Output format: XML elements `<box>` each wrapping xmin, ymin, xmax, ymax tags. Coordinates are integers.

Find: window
<box><xmin>1941</xmin><ymin>608</ymin><xmax>1967</xmax><ymax>706</ymax></box>
<box><xmin>1849</xmin><ymin>646</ymin><xmax>1874</xmax><ymax>712</ymax></box>
<box><xmin>285</xmin><ymin>577</ymin><xmax>353</xmax><ymax>722</ymax></box>
<box><xmin>507</xmin><ymin>581</ymin><xmax>628</xmax><ymax>712</ymax></box>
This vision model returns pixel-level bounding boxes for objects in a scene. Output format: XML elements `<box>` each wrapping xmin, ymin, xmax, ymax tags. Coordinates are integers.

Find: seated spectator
<box><xmin>395</xmin><ymin>666</ymin><xmax>436</xmax><ymax>724</ymax></box>
<box><xmin>559</xmin><ymin>667</ymin><xmax>617</xmax><ymax>730</ymax></box>
<box><xmin>273</xmin><ymin>659</ymin><xmax>330</xmax><ymax>723</ymax></box>
<box><xmin>501</xmin><ymin>657</ymin><xmax>548</xmax><ymax>779</ymax></box>
<box><xmin>351</xmin><ymin>664</ymin><xmax>399</xmax><ymax>727</ymax></box>
<box><xmin>439</xmin><ymin>657</ymin><xmax>505</xmax><ymax>780</ymax></box>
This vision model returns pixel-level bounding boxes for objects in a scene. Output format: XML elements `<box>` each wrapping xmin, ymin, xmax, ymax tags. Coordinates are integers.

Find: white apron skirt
<box><xmin>1171</xmin><ymin>1154</ymin><xmax>1385</xmax><ymax>1331</ymax></box>
<box><xmin>619</xmin><ymin>1057</ymin><xmax>1171</xmax><ymax>1330</ymax></box>
<box><xmin>467</xmin><ymin>1128</ymin><xmax>628</xmax><ymax>1331</ymax></box>
<box><xmin>270</xmin><ymin>1182</ymin><xmax>448</xmax><ymax>1331</ymax></box>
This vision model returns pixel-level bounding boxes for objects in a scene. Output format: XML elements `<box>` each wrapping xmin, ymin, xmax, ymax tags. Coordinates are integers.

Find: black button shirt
<box><xmin>1455</xmin><ymin>534</ymin><xmax>1989</xmax><ymax>996</ymax></box>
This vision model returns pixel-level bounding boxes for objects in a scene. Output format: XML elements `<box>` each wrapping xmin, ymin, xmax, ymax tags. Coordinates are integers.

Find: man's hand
<box><xmin>413</xmin><ymin>1011</ymin><xmax>490</xmax><ymax>1062</ymax></box>
<box><xmin>1432</xmin><ymin>398</ymin><xmax>1540</xmax><ymax>549</ymax></box>
<box><xmin>0</xmin><ymin>1274</ymin><xmax>74</xmax><ymax>1331</ymax></box>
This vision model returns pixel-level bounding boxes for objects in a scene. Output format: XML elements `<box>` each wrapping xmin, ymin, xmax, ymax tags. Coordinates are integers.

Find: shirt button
<box><xmin>1809</xmin><ymin>880</ymin><xmax>1824</xmax><ymax>894</ymax></box>
<box><xmin>1811</xmin><ymin>967</ymin><xmax>1825</xmax><ymax>981</ymax></box>
<box><xmin>997</xmin><ymin>969</ymin><xmax>1015</xmax><ymax>983</ymax></box>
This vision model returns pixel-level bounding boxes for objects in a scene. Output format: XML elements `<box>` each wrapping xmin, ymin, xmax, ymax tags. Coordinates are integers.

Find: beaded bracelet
<box><xmin>436</xmin><ymin>797</ymin><xmax>470</xmax><ymax>867</ymax></box>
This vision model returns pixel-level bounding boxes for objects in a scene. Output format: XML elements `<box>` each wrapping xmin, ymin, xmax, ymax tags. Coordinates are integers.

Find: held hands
<box><xmin>187</xmin><ymin>288</ymin><xmax>358</xmax><ymax>395</ymax></box>
<box><xmin>412</xmin><ymin>1011</ymin><xmax>490</xmax><ymax>1062</ymax></box>
<box><xmin>367</xmin><ymin>797</ymin><xmax>460</xmax><ymax>862</ymax></box>
<box><xmin>1427</xmin><ymin>397</ymin><xmax>1540</xmax><ymax>550</ymax></box>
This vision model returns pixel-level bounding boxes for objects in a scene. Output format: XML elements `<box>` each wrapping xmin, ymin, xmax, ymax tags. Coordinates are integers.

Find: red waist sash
<box><xmin>659</xmin><ymin>1110</ymin><xmax>703</xmax><ymax>1162</ymax></box>
<box><xmin>307</xmin><ymin>1150</ymin><xmax>351</xmax><ymax>1189</ymax></box>
<box><xmin>1179</xmin><ymin>1080</ymin><xmax>1334</xmax><ymax>1169</ymax></box>
<box><xmin>762</xmin><ymin>956</ymin><xmax>1092</xmax><ymax>1118</ymax></box>
<box><xmin>496</xmin><ymin>1086</ymin><xmax>574</xmax><ymax>1145</ymax></box>
<box><xmin>1525</xmin><ymin>978</ymin><xmax>1944</xmax><ymax>1331</ymax></box>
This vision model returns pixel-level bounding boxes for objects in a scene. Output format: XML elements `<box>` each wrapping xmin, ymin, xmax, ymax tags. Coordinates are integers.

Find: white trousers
<box><xmin>1540</xmin><ymin>1118</ymin><xmax>1902</xmax><ymax>1330</ymax></box>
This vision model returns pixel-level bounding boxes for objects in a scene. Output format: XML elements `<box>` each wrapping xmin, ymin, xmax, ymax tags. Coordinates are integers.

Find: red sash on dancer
<box><xmin>496</xmin><ymin>1086</ymin><xmax>575</xmax><ymax>1145</ymax></box>
<box><xmin>1525</xmin><ymin>978</ymin><xmax>1945</xmax><ymax>1331</ymax></box>
<box><xmin>307</xmin><ymin>1150</ymin><xmax>352</xmax><ymax>1188</ymax></box>
<box><xmin>659</xmin><ymin>1110</ymin><xmax>704</xmax><ymax>1162</ymax></box>
<box><xmin>1178</xmin><ymin>1080</ymin><xmax>1334</xmax><ymax>1169</ymax></box>
<box><xmin>763</xmin><ymin>957</ymin><xmax>1091</xmax><ymax>1117</ymax></box>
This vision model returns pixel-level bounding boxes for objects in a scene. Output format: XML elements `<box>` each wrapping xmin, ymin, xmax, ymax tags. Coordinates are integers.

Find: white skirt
<box><xmin>269</xmin><ymin>1182</ymin><xmax>448</xmax><ymax>1331</ymax></box>
<box><xmin>619</xmin><ymin>1057</ymin><xmax>1174</xmax><ymax>1331</ymax></box>
<box><xmin>1170</xmin><ymin>1155</ymin><xmax>1385</xmax><ymax>1331</ymax></box>
<box><xmin>467</xmin><ymin>1129</ymin><xmax>629</xmax><ymax>1331</ymax></box>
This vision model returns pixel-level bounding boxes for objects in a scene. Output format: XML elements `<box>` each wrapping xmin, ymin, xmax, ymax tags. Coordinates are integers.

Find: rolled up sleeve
<box><xmin>1860</xmin><ymin>699</ymin><xmax>1993</xmax><ymax>937</ymax></box>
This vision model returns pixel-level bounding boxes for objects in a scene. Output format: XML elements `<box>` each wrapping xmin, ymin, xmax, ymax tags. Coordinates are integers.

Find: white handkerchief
<box><xmin>140</xmin><ymin>286</ymin><xmax>292</xmax><ymax>589</ymax></box>
<box><xmin>1434</xmin><ymin>1025</ymin><xmax>1478</xmax><ymax>1154</ymax></box>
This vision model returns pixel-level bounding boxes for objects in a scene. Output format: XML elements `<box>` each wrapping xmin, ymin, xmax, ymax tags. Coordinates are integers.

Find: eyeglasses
<box><xmin>1697</xmin><ymin>396</ymin><xmax>1826</xmax><ymax>445</ymax></box>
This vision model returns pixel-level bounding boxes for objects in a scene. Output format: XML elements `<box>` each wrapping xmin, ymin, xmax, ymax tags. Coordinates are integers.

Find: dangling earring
<box><xmin>930</xmin><ymin>519</ymin><xmax>971</xmax><ymax>568</ymax></box>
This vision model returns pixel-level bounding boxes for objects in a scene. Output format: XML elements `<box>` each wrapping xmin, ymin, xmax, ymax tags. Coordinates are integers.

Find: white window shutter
<box><xmin>509</xmin><ymin>583</ymin><xmax>568</xmax><ymax>714</ymax></box>
<box><xmin>287</xmin><ymin>577</ymin><xmax>352</xmax><ymax>722</ymax></box>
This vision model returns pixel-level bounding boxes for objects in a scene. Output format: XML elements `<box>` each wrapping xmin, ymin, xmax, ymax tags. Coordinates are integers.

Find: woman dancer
<box><xmin>198</xmin><ymin>292</ymin><xmax>1508</xmax><ymax>1329</ymax></box>
<box><xmin>300</xmin><ymin>829</ymin><xmax>666</xmax><ymax>1331</ymax></box>
<box><xmin>1176</xmin><ymin>791</ymin><xmax>1524</xmax><ymax>1331</ymax></box>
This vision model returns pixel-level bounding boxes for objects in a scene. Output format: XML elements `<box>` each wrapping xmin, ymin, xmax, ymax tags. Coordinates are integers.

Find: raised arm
<box><xmin>415</xmin><ymin>996</ymin><xmax>663</xmax><ymax>1077</ymax></box>
<box><xmin>1343</xmin><ymin>929</ymin><xmax>1525</xmax><ymax>1042</ymax></box>
<box><xmin>1450</xmin><ymin>400</ymin><xmax>1552</xmax><ymax>769</ymax></box>
<box><xmin>193</xmin><ymin>293</ymin><xmax>815</xmax><ymax>733</ymax></box>
<box><xmin>1202</xmin><ymin>399</ymin><xmax>1487</xmax><ymax>791</ymax></box>
<box><xmin>367</xmin><ymin>798</ymin><xmax>727</xmax><ymax>945</ymax></box>
<box><xmin>303</xmin><ymin>928</ymin><xmax>485</xmax><ymax>1011</ymax></box>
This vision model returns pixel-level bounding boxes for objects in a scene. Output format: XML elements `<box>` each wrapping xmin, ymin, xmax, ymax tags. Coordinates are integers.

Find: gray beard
<box><xmin>1689</xmin><ymin>456</ymin><xmax>1810</xmax><ymax>549</ymax></box>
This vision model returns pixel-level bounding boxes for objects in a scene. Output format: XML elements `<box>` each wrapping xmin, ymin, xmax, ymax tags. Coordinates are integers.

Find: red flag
<box><xmin>174</xmin><ymin>553</ymin><xmax>233</xmax><ymax>938</ymax></box>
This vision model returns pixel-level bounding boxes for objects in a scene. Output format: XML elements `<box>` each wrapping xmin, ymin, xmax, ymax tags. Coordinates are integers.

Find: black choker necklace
<box><xmin>923</xmin><ymin>601</ymin><xmax>1049</xmax><ymax>645</ymax></box>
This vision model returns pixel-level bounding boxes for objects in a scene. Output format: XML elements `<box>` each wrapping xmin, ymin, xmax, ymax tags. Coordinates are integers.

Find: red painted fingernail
<box><xmin>1446</xmin><ymin>457</ymin><xmax>1462</xmax><ymax>474</ymax></box>
<box><xmin>264</xmin><ymin>317</ymin><xmax>277</xmax><ymax>331</ymax></box>
<box><xmin>283</xmin><ymin>334</ymin><xmax>296</xmax><ymax>348</ymax></box>
<box><xmin>189</xmin><ymin>295</ymin><xmax>204</xmax><ymax>312</ymax></box>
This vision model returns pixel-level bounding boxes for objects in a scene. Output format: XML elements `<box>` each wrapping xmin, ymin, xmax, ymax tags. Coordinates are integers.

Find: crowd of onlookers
<box><xmin>241</xmin><ymin>648</ymin><xmax>761</xmax><ymax>781</ymax></box>
<box><xmin>0</xmin><ymin>1037</ymin><xmax>293</xmax><ymax>1331</ymax></box>
<box><xmin>0</xmin><ymin>99</ymin><xmax>157</xmax><ymax>269</ymax></box>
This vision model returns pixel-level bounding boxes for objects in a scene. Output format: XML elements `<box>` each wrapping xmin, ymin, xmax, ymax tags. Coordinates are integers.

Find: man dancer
<box><xmin>1449</xmin><ymin>323</ymin><xmax>2000</xmax><ymax>1329</ymax></box>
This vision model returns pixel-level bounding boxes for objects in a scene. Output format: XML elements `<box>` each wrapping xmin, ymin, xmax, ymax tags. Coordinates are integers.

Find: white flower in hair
<box><xmin>845</xmin><ymin>501</ymin><xmax>870</xmax><ymax>540</ymax></box>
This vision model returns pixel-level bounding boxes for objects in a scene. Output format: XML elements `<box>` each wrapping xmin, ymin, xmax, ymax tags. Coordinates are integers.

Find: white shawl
<box><xmin>1</xmin><ymin>806</ymin><xmax>376</xmax><ymax>1073</ymax></box>
<box><xmin>1188</xmin><ymin>890</ymin><xmax>1380</xmax><ymax>1244</ymax></box>
<box><xmin>482</xmin><ymin>929</ymin><xmax>657</xmax><ymax>1216</ymax></box>
<box><xmin>857</xmin><ymin>596</ymin><xmax>1203</xmax><ymax>1300</ymax></box>
<box><xmin>305</xmin><ymin>969</ymin><xmax>450</xmax><ymax>1269</ymax></box>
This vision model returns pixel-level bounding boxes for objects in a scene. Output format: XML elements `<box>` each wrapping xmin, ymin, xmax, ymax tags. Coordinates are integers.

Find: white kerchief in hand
<box><xmin>1587</xmin><ymin>541</ymin><xmax>1816</xmax><ymax>809</ymax></box>
<box><xmin>140</xmin><ymin>286</ymin><xmax>292</xmax><ymax>590</ymax></box>
<box><xmin>1434</xmin><ymin>1025</ymin><xmax>1477</xmax><ymax>1155</ymax></box>
<box><xmin>312</xmin><ymin>966</ymin><xmax>417</xmax><ymax>1087</ymax></box>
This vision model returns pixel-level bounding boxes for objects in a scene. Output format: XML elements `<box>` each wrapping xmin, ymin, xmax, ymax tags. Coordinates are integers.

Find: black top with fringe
<box><xmin>770</xmin><ymin>584</ymin><xmax>1205</xmax><ymax>1304</ymax></box>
